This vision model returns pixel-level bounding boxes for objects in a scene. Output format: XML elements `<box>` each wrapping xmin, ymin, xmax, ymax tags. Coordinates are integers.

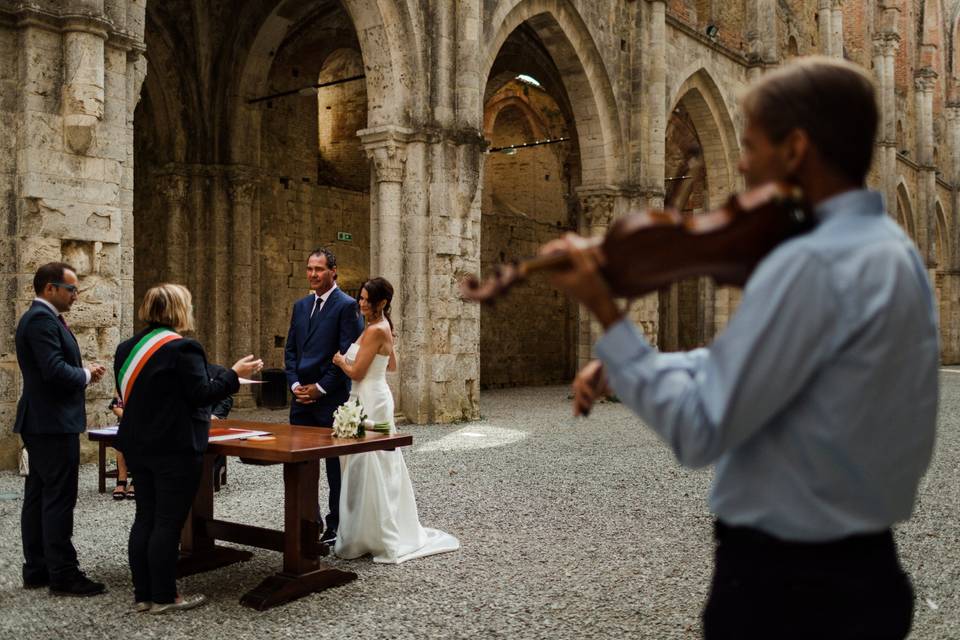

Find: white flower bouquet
<box><xmin>332</xmin><ymin>399</ymin><xmax>393</xmax><ymax>438</ymax></box>
<box><xmin>332</xmin><ymin>399</ymin><xmax>366</xmax><ymax>438</ymax></box>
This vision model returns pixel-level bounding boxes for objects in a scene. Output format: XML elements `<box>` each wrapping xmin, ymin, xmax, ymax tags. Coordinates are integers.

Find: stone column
<box><xmin>158</xmin><ymin>174</ymin><xmax>189</xmax><ymax>284</ymax></box>
<box><xmin>916</xmin><ymin>70</ymin><xmax>937</xmax><ymax>266</ymax></box>
<box><xmin>830</xmin><ymin>1</ymin><xmax>844</xmax><ymax>59</ymax></box>
<box><xmin>62</xmin><ymin>13</ymin><xmax>106</xmax><ymax>154</ymax></box>
<box><xmin>642</xmin><ymin>0</ymin><xmax>666</xmax><ymax>209</ymax></box>
<box><xmin>873</xmin><ymin>35</ymin><xmax>900</xmax><ymax>213</ymax></box>
<box><xmin>947</xmin><ymin>104</ymin><xmax>960</xmax><ymax>271</ymax></box>
<box><xmin>228</xmin><ymin>172</ymin><xmax>257</xmax><ymax>406</ymax></box>
<box><xmin>818</xmin><ymin>0</ymin><xmax>834</xmax><ymax>56</ymax></box>
<box><xmin>577</xmin><ymin>189</ymin><xmax>616</xmax><ymax>368</ymax></box>
<box><xmin>360</xmin><ymin>126</ymin><xmax>413</xmax><ymax>311</ymax></box>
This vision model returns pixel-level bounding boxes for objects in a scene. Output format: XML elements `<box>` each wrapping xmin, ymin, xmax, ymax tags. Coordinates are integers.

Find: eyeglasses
<box><xmin>52</xmin><ymin>282</ymin><xmax>78</xmax><ymax>294</ymax></box>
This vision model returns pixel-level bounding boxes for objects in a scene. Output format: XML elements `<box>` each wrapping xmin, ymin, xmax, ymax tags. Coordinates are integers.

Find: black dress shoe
<box><xmin>320</xmin><ymin>528</ymin><xmax>337</xmax><ymax>545</ymax></box>
<box><xmin>23</xmin><ymin>575</ymin><xmax>49</xmax><ymax>589</ymax></box>
<box><xmin>49</xmin><ymin>573</ymin><xmax>106</xmax><ymax>597</ymax></box>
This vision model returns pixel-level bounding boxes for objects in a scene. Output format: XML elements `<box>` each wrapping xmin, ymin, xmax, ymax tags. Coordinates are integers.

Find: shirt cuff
<box><xmin>291</xmin><ymin>382</ymin><xmax>300</xmax><ymax>392</ymax></box>
<box><xmin>83</xmin><ymin>368</ymin><xmax>92</xmax><ymax>386</ymax></box>
<box><xmin>315</xmin><ymin>383</ymin><xmax>326</xmax><ymax>395</ymax></box>
<box><xmin>594</xmin><ymin>318</ymin><xmax>655</xmax><ymax>370</ymax></box>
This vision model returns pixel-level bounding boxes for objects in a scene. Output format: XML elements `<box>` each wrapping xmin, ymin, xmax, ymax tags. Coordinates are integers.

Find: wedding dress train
<box><xmin>334</xmin><ymin>343</ymin><xmax>460</xmax><ymax>563</ymax></box>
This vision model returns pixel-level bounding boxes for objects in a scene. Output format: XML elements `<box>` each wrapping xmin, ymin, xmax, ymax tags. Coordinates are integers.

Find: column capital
<box><xmin>915</xmin><ymin>67</ymin><xmax>938</xmax><ymax>93</ymax></box>
<box><xmin>359</xmin><ymin>125</ymin><xmax>414</xmax><ymax>184</ymax></box>
<box><xmin>872</xmin><ymin>34</ymin><xmax>900</xmax><ymax>58</ymax></box>
<box><xmin>576</xmin><ymin>187</ymin><xmax>619</xmax><ymax>229</ymax></box>
<box><xmin>156</xmin><ymin>174</ymin><xmax>188</xmax><ymax>203</ymax></box>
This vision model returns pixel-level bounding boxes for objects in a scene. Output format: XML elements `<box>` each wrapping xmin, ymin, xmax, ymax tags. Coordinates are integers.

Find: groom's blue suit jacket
<box><xmin>284</xmin><ymin>287</ymin><xmax>363</xmax><ymax>424</ymax></box>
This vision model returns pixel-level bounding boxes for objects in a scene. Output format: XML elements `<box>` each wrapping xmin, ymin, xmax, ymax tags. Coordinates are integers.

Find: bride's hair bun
<box><xmin>361</xmin><ymin>277</ymin><xmax>395</xmax><ymax>333</ymax></box>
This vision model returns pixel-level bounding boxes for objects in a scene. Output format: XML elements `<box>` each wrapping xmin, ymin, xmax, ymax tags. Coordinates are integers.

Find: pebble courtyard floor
<box><xmin>1</xmin><ymin>382</ymin><xmax>957</xmax><ymax>639</ymax></box>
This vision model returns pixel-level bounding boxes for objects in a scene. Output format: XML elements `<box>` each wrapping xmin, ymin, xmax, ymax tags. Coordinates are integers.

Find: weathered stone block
<box><xmin>0</xmin><ymin>363</ymin><xmax>20</xmax><ymax>403</ymax></box>
<box><xmin>17</xmin><ymin>236</ymin><xmax>62</xmax><ymax>272</ymax></box>
<box><xmin>20</xmin><ymin>196</ymin><xmax>121</xmax><ymax>244</ymax></box>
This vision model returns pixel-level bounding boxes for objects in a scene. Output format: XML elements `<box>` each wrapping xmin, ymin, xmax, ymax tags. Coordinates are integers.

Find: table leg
<box><xmin>98</xmin><ymin>442</ymin><xmax>106</xmax><ymax>493</ymax></box>
<box><xmin>240</xmin><ymin>459</ymin><xmax>356</xmax><ymax>610</ymax></box>
<box><xmin>178</xmin><ymin>453</ymin><xmax>252</xmax><ymax>576</ymax></box>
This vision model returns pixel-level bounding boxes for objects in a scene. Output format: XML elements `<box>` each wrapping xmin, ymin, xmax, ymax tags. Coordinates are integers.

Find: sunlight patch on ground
<box><xmin>414</xmin><ymin>425</ymin><xmax>528</xmax><ymax>453</ymax></box>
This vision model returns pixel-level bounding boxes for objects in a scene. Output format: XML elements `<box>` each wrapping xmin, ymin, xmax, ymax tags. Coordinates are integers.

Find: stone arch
<box><xmin>668</xmin><ymin>68</ymin><xmax>740</xmax><ymax>208</ymax></box>
<box><xmin>896</xmin><ymin>180</ymin><xmax>918</xmax><ymax>240</ymax></box>
<box><xmin>483</xmin><ymin>95</ymin><xmax>550</xmax><ymax>141</ymax></box>
<box><xmin>229</xmin><ymin>0</ymin><xmax>417</xmax><ymax>165</ymax></box>
<box><xmin>483</xmin><ymin>0</ymin><xmax>625</xmax><ymax>187</ymax></box>
<box><xmin>935</xmin><ymin>199</ymin><xmax>950</xmax><ymax>266</ymax></box>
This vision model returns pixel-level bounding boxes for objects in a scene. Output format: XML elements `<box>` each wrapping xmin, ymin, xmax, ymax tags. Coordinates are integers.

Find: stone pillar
<box><xmin>577</xmin><ymin>189</ymin><xmax>616</xmax><ymax>368</ymax></box>
<box><xmin>818</xmin><ymin>0</ymin><xmax>834</xmax><ymax>56</ymax></box>
<box><xmin>830</xmin><ymin>1</ymin><xmax>844</xmax><ymax>59</ymax></box>
<box><xmin>62</xmin><ymin>14</ymin><xmax>106</xmax><ymax>154</ymax></box>
<box><xmin>916</xmin><ymin>70</ymin><xmax>937</xmax><ymax>266</ymax></box>
<box><xmin>873</xmin><ymin>35</ymin><xmax>900</xmax><ymax>213</ymax></box>
<box><xmin>158</xmin><ymin>174</ymin><xmax>189</xmax><ymax>283</ymax></box>
<box><xmin>0</xmin><ymin>1</ymin><xmax>146</xmax><ymax>469</ymax></box>
<box><xmin>227</xmin><ymin>172</ymin><xmax>258</xmax><ymax>406</ymax></box>
<box><xmin>360</xmin><ymin>126</ymin><xmax>413</xmax><ymax>312</ymax></box>
<box><xmin>642</xmin><ymin>0</ymin><xmax>666</xmax><ymax>208</ymax></box>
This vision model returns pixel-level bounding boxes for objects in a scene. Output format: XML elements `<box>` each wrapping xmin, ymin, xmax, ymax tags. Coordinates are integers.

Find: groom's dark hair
<box><xmin>309</xmin><ymin>247</ymin><xmax>338</xmax><ymax>278</ymax></box>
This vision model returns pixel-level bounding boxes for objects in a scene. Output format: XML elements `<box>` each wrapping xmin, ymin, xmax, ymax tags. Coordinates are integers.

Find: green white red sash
<box><xmin>117</xmin><ymin>328</ymin><xmax>182</xmax><ymax>403</ymax></box>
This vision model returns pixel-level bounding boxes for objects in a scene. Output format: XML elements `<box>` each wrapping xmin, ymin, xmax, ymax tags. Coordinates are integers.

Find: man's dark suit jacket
<box><xmin>284</xmin><ymin>287</ymin><xmax>363</xmax><ymax>425</ymax></box>
<box><xmin>114</xmin><ymin>325</ymin><xmax>239</xmax><ymax>457</ymax></box>
<box><xmin>14</xmin><ymin>301</ymin><xmax>88</xmax><ymax>435</ymax></box>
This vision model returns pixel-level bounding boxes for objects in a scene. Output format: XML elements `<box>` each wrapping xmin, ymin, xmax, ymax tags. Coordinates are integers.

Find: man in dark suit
<box><xmin>14</xmin><ymin>262</ymin><xmax>107</xmax><ymax>596</ymax></box>
<box><xmin>284</xmin><ymin>248</ymin><xmax>363</xmax><ymax>544</ymax></box>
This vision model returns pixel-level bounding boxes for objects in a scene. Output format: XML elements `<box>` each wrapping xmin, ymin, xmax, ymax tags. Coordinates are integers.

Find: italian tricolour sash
<box><xmin>118</xmin><ymin>328</ymin><xmax>182</xmax><ymax>403</ymax></box>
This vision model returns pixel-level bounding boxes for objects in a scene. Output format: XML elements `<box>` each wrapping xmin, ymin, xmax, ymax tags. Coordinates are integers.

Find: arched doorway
<box><xmin>659</xmin><ymin>69</ymin><xmax>740</xmax><ymax>351</ymax></box>
<box><xmin>480</xmin><ymin>26</ymin><xmax>579</xmax><ymax>388</ymax></box>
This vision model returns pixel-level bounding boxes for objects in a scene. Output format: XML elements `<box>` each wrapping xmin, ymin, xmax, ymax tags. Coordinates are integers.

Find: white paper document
<box><xmin>238</xmin><ymin>377</ymin><xmax>267</xmax><ymax>385</ymax></box>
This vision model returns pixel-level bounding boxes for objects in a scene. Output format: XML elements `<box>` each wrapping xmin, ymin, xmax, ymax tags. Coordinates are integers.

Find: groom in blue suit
<box><xmin>284</xmin><ymin>248</ymin><xmax>363</xmax><ymax>544</ymax></box>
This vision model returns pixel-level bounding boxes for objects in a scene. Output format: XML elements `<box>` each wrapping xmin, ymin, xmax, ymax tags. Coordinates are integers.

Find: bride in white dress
<box><xmin>331</xmin><ymin>277</ymin><xmax>460</xmax><ymax>563</ymax></box>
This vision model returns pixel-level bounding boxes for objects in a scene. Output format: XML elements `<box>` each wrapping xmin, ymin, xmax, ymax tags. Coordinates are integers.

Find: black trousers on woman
<box><xmin>703</xmin><ymin>520</ymin><xmax>914</xmax><ymax>640</ymax></box>
<box><xmin>125</xmin><ymin>452</ymin><xmax>202</xmax><ymax>605</ymax></box>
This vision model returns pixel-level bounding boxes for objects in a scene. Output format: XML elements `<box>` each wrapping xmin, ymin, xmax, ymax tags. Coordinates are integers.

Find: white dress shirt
<box><xmin>292</xmin><ymin>284</ymin><xmax>339</xmax><ymax>394</ymax></box>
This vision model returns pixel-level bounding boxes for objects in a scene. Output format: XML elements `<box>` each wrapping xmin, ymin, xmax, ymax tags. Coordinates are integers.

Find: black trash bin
<box><xmin>258</xmin><ymin>368</ymin><xmax>288</xmax><ymax>409</ymax></box>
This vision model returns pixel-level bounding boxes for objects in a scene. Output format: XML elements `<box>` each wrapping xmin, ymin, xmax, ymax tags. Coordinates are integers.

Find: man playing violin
<box><xmin>544</xmin><ymin>56</ymin><xmax>936</xmax><ymax>640</ymax></box>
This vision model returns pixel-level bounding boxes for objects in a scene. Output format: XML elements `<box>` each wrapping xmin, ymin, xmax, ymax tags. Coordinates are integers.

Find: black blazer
<box><xmin>114</xmin><ymin>325</ymin><xmax>239</xmax><ymax>456</ymax></box>
<box><xmin>284</xmin><ymin>287</ymin><xmax>363</xmax><ymax>411</ymax></box>
<box><xmin>14</xmin><ymin>301</ymin><xmax>88</xmax><ymax>435</ymax></box>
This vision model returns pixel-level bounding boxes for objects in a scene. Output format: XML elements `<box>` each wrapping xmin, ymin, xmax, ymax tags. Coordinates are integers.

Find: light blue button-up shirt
<box><xmin>595</xmin><ymin>189</ymin><xmax>938</xmax><ymax>542</ymax></box>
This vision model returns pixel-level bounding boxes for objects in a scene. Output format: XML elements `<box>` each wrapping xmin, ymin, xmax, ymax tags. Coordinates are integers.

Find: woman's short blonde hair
<box><xmin>138</xmin><ymin>283</ymin><xmax>195</xmax><ymax>332</ymax></box>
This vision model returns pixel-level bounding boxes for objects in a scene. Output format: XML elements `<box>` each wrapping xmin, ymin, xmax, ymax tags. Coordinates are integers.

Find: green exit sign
<box><xmin>337</xmin><ymin>231</ymin><xmax>353</xmax><ymax>242</ymax></box>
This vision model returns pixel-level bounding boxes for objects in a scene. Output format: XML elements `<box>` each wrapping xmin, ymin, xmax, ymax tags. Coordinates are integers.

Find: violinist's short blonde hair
<box><xmin>138</xmin><ymin>283</ymin><xmax>195</xmax><ymax>332</ymax></box>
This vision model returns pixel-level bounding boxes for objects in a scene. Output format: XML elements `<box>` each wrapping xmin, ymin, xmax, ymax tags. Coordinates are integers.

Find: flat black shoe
<box><xmin>50</xmin><ymin>573</ymin><xmax>106</xmax><ymax>597</ymax></box>
<box><xmin>23</xmin><ymin>576</ymin><xmax>49</xmax><ymax>589</ymax></box>
<box><xmin>319</xmin><ymin>528</ymin><xmax>337</xmax><ymax>545</ymax></box>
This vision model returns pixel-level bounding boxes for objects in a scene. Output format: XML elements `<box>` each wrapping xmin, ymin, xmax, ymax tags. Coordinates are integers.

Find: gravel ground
<box><xmin>0</xmin><ymin>380</ymin><xmax>957</xmax><ymax>640</ymax></box>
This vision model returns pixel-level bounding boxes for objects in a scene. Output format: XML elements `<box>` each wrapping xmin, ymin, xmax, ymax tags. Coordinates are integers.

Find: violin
<box><xmin>460</xmin><ymin>182</ymin><xmax>815</xmax><ymax>304</ymax></box>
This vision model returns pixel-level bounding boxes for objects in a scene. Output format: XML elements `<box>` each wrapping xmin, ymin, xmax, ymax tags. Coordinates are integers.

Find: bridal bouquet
<box><xmin>332</xmin><ymin>399</ymin><xmax>366</xmax><ymax>438</ymax></box>
<box><xmin>332</xmin><ymin>399</ymin><xmax>393</xmax><ymax>438</ymax></box>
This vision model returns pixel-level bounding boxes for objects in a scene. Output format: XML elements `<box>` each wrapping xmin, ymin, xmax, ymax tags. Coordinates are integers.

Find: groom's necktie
<box><xmin>58</xmin><ymin>314</ymin><xmax>72</xmax><ymax>334</ymax></box>
<box><xmin>309</xmin><ymin>296</ymin><xmax>323</xmax><ymax>330</ymax></box>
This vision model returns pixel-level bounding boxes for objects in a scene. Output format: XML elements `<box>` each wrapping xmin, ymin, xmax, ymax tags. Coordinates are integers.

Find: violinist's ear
<box><xmin>782</xmin><ymin>128</ymin><xmax>811</xmax><ymax>176</ymax></box>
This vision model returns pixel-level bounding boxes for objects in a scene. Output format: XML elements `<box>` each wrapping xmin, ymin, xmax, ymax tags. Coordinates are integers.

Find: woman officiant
<box><xmin>113</xmin><ymin>283</ymin><xmax>262</xmax><ymax>614</ymax></box>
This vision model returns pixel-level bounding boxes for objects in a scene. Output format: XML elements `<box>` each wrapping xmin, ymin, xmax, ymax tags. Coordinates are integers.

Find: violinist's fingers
<box><xmin>539</xmin><ymin>237</ymin><xmax>569</xmax><ymax>256</ymax></box>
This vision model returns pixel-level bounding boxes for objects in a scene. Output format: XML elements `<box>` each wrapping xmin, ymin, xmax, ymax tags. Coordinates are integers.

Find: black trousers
<box><xmin>20</xmin><ymin>433</ymin><xmax>81</xmax><ymax>583</ymax></box>
<box><xmin>703</xmin><ymin>521</ymin><xmax>914</xmax><ymax>640</ymax></box>
<box><xmin>290</xmin><ymin>403</ymin><xmax>341</xmax><ymax>532</ymax></box>
<box><xmin>125</xmin><ymin>452</ymin><xmax>202</xmax><ymax>604</ymax></box>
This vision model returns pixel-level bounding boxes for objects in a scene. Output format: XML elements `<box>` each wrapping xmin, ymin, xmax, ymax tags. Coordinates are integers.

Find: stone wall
<box><xmin>0</xmin><ymin>0</ymin><xmax>145</xmax><ymax>468</ymax></box>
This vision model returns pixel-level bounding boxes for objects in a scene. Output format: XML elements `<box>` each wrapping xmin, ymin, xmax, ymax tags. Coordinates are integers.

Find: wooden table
<box><xmin>88</xmin><ymin>419</ymin><xmax>413</xmax><ymax>610</ymax></box>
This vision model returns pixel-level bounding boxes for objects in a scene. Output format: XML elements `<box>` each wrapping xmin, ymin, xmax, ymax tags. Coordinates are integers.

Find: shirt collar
<box><xmin>33</xmin><ymin>297</ymin><xmax>59</xmax><ymax>315</ymax></box>
<box><xmin>813</xmin><ymin>189</ymin><xmax>885</xmax><ymax>223</ymax></box>
<box><xmin>314</xmin><ymin>283</ymin><xmax>338</xmax><ymax>303</ymax></box>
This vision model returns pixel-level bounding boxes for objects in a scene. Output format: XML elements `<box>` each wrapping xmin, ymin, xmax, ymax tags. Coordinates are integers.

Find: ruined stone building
<box><xmin>2</xmin><ymin>0</ymin><xmax>959</xmax><ymax>467</ymax></box>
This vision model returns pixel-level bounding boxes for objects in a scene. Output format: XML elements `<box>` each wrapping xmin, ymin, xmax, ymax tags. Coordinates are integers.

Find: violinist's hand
<box><xmin>572</xmin><ymin>359</ymin><xmax>610</xmax><ymax>417</ymax></box>
<box><xmin>541</xmin><ymin>234</ymin><xmax>624</xmax><ymax>329</ymax></box>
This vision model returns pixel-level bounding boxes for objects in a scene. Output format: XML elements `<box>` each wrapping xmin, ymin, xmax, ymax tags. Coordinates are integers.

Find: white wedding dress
<box><xmin>334</xmin><ymin>343</ymin><xmax>460</xmax><ymax>563</ymax></box>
